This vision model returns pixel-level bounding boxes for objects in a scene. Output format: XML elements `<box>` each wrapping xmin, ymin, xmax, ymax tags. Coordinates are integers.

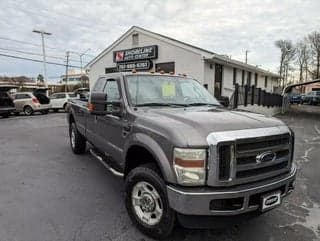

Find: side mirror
<box><xmin>90</xmin><ymin>92</ymin><xmax>108</xmax><ymax>115</ymax></box>
<box><xmin>90</xmin><ymin>92</ymin><xmax>122</xmax><ymax>116</ymax></box>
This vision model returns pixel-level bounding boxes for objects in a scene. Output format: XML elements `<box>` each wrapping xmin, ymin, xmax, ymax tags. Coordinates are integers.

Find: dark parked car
<box><xmin>0</xmin><ymin>85</ymin><xmax>16</xmax><ymax>118</ymax></box>
<box><xmin>290</xmin><ymin>94</ymin><xmax>302</xmax><ymax>104</ymax></box>
<box><xmin>302</xmin><ymin>91</ymin><xmax>320</xmax><ymax>105</ymax></box>
<box><xmin>68</xmin><ymin>72</ymin><xmax>296</xmax><ymax>239</ymax></box>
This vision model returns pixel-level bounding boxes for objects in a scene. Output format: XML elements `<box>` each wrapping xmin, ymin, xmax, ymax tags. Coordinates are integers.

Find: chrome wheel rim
<box><xmin>71</xmin><ymin>127</ymin><xmax>76</xmax><ymax>149</ymax></box>
<box><xmin>131</xmin><ymin>181</ymin><xmax>163</xmax><ymax>226</ymax></box>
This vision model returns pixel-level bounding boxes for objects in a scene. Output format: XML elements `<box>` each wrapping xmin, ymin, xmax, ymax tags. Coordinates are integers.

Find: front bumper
<box><xmin>167</xmin><ymin>164</ymin><xmax>296</xmax><ymax>216</ymax></box>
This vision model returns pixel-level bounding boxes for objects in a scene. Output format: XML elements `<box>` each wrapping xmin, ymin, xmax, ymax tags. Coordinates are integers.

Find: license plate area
<box><xmin>261</xmin><ymin>191</ymin><xmax>281</xmax><ymax>212</ymax></box>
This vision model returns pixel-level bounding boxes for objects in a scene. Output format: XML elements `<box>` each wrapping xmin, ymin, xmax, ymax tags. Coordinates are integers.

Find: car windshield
<box><xmin>125</xmin><ymin>75</ymin><xmax>220</xmax><ymax>107</ymax></box>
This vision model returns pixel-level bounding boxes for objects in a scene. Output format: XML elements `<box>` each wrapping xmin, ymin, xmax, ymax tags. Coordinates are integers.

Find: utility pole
<box><xmin>65</xmin><ymin>51</ymin><xmax>70</xmax><ymax>92</ymax></box>
<box><xmin>245</xmin><ymin>50</ymin><xmax>249</xmax><ymax>64</ymax></box>
<box><xmin>32</xmin><ymin>30</ymin><xmax>52</xmax><ymax>89</ymax></box>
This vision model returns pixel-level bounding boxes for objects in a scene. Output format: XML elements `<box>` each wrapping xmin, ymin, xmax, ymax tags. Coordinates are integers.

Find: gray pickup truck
<box><xmin>67</xmin><ymin>72</ymin><xmax>296</xmax><ymax>239</ymax></box>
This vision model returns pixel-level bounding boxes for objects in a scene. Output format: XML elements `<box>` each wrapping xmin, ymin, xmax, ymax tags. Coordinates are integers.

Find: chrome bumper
<box><xmin>167</xmin><ymin>164</ymin><xmax>296</xmax><ymax>216</ymax></box>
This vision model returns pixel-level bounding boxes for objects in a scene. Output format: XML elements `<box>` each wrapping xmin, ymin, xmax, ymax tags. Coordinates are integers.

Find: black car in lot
<box><xmin>302</xmin><ymin>91</ymin><xmax>320</xmax><ymax>105</ymax></box>
<box><xmin>290</xmin><ymin>94</ymin><xmax>302</xmax><ymax>104</ymax></box>
<box><xmin>0</xmin><ymin>85</ymin><xmax>16</xmax><ymax>118</ymax></box>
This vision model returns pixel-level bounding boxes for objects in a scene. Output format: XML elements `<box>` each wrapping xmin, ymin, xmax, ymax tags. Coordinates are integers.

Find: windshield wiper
<box><xmin>135</xmin><ymin>103</ymin><xmax>187</xmax><ymax>107</ymax></box>
<box><xmin>185</xmin><ymin>103</ymin><xmax>221</xmax><ymax>107</ymax></box>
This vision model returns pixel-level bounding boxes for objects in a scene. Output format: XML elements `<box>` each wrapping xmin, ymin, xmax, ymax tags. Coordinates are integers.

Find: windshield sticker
<box><xmin>162</xmin><ymin>82</ymin><xmax>176</xmax><ymax>97</ymax></box>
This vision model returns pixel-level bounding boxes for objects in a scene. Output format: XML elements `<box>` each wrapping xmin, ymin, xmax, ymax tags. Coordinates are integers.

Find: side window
<box><xmin>103</xmin><ymin>79</ymin><xmax>120</xmax><ymax>102</ymax></box>
<box><xmin>15</xmin><ymin>94</ymin><xmax>30</xmax><ymax>99</ymax></box>
<box><xmin>50</xmin><ymin>94</ymin><xmax>57</xmax><ymax>99</ymax></box>
<box><xmin>93</xmin><ymin>78</ymin><xmax>106</xmax><ymax>92</ymax></box>
<box><xmin>56</xmin><ymin>93</ymin><xmax>66</xmax><ymax>99</ymax></box>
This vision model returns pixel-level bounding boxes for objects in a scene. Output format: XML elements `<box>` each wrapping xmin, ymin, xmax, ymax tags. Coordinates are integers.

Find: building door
<box><xmin>214</xmin><ymin>64</ymin><xmax>223</xmax><ymax>99</ymax></box>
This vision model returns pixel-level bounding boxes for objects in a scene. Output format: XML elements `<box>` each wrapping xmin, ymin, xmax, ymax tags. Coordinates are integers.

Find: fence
<box><xmin>230</xmin><ymin>84</ymin><xmax>283</xmax><ymax>109</ymax></box>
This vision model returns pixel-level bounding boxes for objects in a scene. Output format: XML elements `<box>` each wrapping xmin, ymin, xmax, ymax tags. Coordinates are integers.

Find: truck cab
<box><xmin>67</xmin><ymin>72</ymin><xmax>296</xmax><ymax>239</ymax></box>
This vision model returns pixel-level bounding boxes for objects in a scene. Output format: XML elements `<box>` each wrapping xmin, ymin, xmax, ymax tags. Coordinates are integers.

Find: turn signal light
<box><xmin>175</xmin><ymin>158</ymin><xmax>204</xmax><ymax>168</ymax></box>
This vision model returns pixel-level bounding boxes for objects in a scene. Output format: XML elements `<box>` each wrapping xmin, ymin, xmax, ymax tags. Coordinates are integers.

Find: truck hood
<box><xmin>135</xmin><ymin>107</ymin><xmax>286</xmax><ymax>146</ymax></box>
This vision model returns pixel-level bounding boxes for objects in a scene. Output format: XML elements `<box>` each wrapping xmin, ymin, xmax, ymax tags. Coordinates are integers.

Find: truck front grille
<box><xmin>218</xmin><ymin>134</ymin><xmax>292</xmax><ymax>185</ymax></box>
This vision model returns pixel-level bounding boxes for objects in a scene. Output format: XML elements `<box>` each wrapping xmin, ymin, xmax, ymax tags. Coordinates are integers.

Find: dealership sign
<box><xmin>113</xmin><ymin>45</ymin><xmax>158</xmax><ymax>63</ymax></box>
<box><xmin>117</xmin><ymin>60</ymin><xmax>152</xmax><ymax>71</ymax></box>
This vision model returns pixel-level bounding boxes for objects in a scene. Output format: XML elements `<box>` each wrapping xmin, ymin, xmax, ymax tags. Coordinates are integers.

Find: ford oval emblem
<box><xmin>256</xmin><ymin>151</ymin><xmax>276</xmax><ymax>163</ymax></box>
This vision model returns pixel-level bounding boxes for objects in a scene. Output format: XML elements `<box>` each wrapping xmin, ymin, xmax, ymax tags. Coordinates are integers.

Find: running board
<box><xmin>89</xmin><ymin>149</ymin><xmax>124</xmax><ymax>177</ymax></box>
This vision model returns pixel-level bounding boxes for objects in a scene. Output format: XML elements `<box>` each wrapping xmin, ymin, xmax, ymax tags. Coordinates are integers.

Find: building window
<box><xmin>132</xmin><ymin>33</ymin><xmax>139</xmax><ymax>46</ymax></box>
<box><xmin>105</xmin><ymin>67</ymin><xmax>118</xmax><ymax>74</ymax></box>
<box><xmin>265</xmin><ymin>76</ymin><xmax>268</xmax><ymax>88</ymax></box>
<box><xmin>247</xmin><ymin>72</ymin><xmax>252</xmax><ymax>86</ymax></box>
<box><xmin>241</xmin><ymin>70</ymin><xmax>245</xmax><ymax>86</ymax></box>
<box><xmin>233</xmin><ymin>68</ymin><xmax>237</xmax><ymax>85</ymax></box>
<box><xmin>254</xmin><ymin>73</ymin><xmax>258</xmax><ymax>87</ymax></box>
<box><xmin>155</xmin><ymin>62</ymin><xmax>175</xmax><ymax>73</ymax></box>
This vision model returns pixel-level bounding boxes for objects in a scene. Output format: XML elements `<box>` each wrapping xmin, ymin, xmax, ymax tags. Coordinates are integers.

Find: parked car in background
<box><xmin>12</xmin><ymin>89</ymin><xmax>51</xmax><ymax>116</ymax></box>
<box><xmin>290</xmin><ymin>94</ymin><xmax>302</xmax><ymax>104</ymax></box>
<box><xmin>0</xmin><ymin>85</ymin><xmax>16</xmax><ymax>118</ymax></box>
<box><xmin>301</xmin><ymin>91</ymin><xmax>320</xmax><ymax>105</ymax></box>
<box><xmin>50</xmin><ymin>92</ymin><xmax>78</xmax><ymax>112</ymax></box>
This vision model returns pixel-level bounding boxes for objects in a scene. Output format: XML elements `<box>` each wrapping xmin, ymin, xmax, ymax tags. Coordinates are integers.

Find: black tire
<box><xmin>125</xmin><ymin>163</ymin><xmax>175</xmax><ymax>239</ymax></box>
<box><xmin>24</xmin><ymin>106</ymin><xmax>33</xmax><ymax>116</ymax></box>
<box><xmin>69</xmin><ymin>122</ymin><xmax>86</xmax><ymax>154</ymax></box>
<box><xmin>63</xmin><ymin>103</ymin><xmax>68</xmax><ymax>112</ymax></box>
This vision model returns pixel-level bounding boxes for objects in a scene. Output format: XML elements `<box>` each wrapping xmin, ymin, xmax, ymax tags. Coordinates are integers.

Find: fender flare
<box><xmin>123</xmin><ymin>132</ymin><xmax>176</xmax><ymax>183</ymax></box>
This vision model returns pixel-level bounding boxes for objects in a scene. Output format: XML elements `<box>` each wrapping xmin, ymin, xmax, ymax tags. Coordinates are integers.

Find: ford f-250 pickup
<box><xmin>67</xmin><ymin>72</ymin><xmax>296</xmax><ymax>239</ymax></box>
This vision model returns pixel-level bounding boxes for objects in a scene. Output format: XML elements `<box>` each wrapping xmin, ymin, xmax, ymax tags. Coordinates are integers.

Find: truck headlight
<box><xmin>173</xmin><ymin>148</ymin><xmax>206</xmax><ymax>186</ymax></box>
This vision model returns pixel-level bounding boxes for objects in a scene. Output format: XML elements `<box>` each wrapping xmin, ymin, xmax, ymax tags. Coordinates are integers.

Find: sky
<box><xmin>0</xmin><ymin>0</ymin><xmax>319</xmax><ymax>83</ymax></box>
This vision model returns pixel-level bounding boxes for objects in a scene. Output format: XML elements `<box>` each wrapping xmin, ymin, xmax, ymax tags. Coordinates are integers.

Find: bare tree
<box><xmin>295</xmin><ymin>38</ymin><xmax>311</xmax><ymax>82</ymax></box>
<box><xmin>308</xmin><ymin>31</ymin><xmax>320</xmax><ymax>79</ymax></box>
<box><xmin>275</xmin><ymin>40</ymin><xmax>295</xmax><ymax>88</ymax></box>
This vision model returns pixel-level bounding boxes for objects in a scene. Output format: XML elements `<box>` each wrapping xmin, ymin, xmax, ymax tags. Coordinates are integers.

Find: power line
<box><xmin>0</xmin><ymin>53</ymin><xmax>81</xmax><ymax>68</ymax></box>
<box><xmin>0</xmin><ymin>47</ymin><xmax>84</xmax><ymax>63</ymax></box>
<box><xmin>0</xmin><ymin>36</ymin><xmax>96</xmax><ymax>57</ymax></box>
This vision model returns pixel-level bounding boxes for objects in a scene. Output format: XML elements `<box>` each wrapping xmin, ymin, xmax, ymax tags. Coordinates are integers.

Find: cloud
<box><xmin>0</xmin><ymin>0</ymin><xmax>319</xmax><ymax>82</ymax></box>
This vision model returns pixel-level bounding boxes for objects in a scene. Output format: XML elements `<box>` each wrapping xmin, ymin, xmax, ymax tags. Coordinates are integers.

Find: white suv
<box><xmin>50</xmin><ymin>92</ymin><xmax>78</xmax><ymax>112</ymax></box>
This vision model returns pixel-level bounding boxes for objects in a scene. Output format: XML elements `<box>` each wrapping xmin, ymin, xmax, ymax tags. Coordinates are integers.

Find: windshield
<box><xmin>125</xmin><ymin>75</ymin><xmax>220</xmax><ymax>107</ymax></box>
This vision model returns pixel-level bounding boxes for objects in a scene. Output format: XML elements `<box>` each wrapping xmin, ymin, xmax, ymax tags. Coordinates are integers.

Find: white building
<box><xmin>86</xmin><ymin>26</ymin><xmax>280</xmax><ymax>99</ymax></box>
<box><xmin>60</xmin><ymin>69</ymin><xmax>87</xmax><ymax>85</ymax></box>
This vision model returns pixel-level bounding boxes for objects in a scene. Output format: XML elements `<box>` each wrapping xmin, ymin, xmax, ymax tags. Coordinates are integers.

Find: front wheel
<box><xmin>69</xmin><ymin>122</ymin><xmax>86</xmax><ymax>154</ymax></box>
<box><xmin>125</xmin><ymin>164</ymin><xmax>175</xmax><ymax>239</ymax></box>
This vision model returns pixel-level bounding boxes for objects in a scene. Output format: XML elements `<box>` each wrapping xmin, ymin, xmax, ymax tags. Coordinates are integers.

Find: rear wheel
<box><xmin>69</xmin><ymin>122</ymin><xmax>86</xmax><ymax>154</ymax></box>
<box><xmin>125</xmin><ymin>164</ymin><xmax>175</xmax><ymax>239</ymax></box>
<box><xmin>24</xmin><ymin>106</ymin><xmax>33</xmax><ymax>116</ymax></box>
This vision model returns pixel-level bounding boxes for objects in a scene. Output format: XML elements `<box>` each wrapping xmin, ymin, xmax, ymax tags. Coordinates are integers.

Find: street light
<box><xmin>32</xmin><ymin>29</ymin><xmax>52</xmax><ymax>88</ymax></box>
<box><xmin>69</xmin><ymin>49</ymin><xmax>91</xmax><ymax>73</ymax></box>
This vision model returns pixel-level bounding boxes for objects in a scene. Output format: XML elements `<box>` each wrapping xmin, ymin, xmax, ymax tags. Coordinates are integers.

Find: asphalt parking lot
<box><xmin>0</xmin><ymin>105</ymin><xmax>319</xmax><ymax>241</ymax></box>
